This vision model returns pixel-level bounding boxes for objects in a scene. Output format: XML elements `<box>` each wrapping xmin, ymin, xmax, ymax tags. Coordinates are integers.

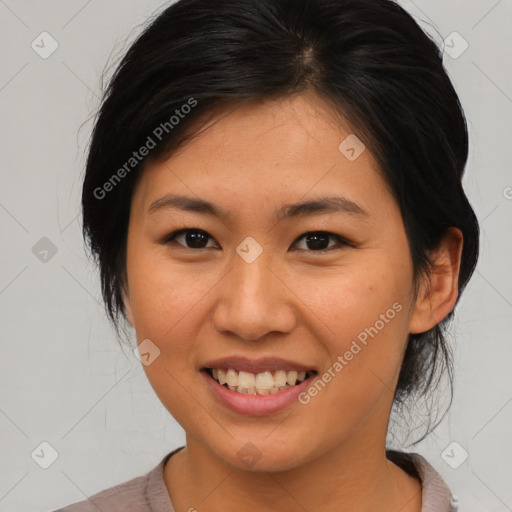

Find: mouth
<box><xmin>203</xmin><ymin>367</ymin><xmax>318</xmax><ymax>395</ymax></box>
<box><xmin>200</xmin><ymin>356</ymin><xmax>319</xmax><ymax>415</ymax></box>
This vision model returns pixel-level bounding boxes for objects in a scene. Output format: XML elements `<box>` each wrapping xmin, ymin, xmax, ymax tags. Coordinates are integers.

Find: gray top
<box><xmin>54</xmin><ymin>447</ymin><xmax>462</xmax><ymax>512</ymax></box>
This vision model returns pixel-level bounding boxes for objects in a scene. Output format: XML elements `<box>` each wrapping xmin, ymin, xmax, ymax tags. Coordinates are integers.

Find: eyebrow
<box><xmin>148</xmin><ymin>194</ymin><xmax>369</xmax><ymax>221</ymax></box>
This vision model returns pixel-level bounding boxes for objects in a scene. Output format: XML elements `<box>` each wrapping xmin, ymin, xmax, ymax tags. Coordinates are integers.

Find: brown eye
<box><xmin>164</xmin><ymin>229</ymin><xmax>218</xmax><ymax>249</ymax></box>
<box><xmin>162</xmin><ymin>229</ymin><xmax>350</xmax><ymax>253</ymax></box>
<box><xmin>292</xmin><ymin>232</ymin><xmax>349</xmax><ymax>252</ymax></box>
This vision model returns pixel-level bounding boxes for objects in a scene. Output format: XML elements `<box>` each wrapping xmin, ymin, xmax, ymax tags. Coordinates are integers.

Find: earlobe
<box><xmin>409</xmin><ymin>228</ymin><xmax>463</xmax><ymax>334</ymax></box>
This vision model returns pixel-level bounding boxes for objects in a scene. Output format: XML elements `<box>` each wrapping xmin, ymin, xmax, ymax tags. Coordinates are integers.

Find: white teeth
<box><xmin>226</xmin><ymin>369</ymin><xmax>238</xmax><ymax>387</ymax></box>
<box><xmin>255</xmin><ymin>371</ymin><xmax>274</xmax><ymax>390</ymax></box>
<box><xmin>238</xmin><ymin>371</ymin><xmax>256</xmax><ymax>389</ymax></box>
<box><xmin>286</xmin><ymin>371</ymin><xmax>298</xmax><ymax>386</ymax></box>
<box><xmin>273</xmin><ymin>370</ymin><xmax>287</xmax><ymax>387</ymax></box>
<box><xmin>210</xmin><ymin>368</ymin><xmax>313</xmax><ymax>395</ymax></box>
<box><xmin>217</xmin><ymin>368</ymin><xmax>227</xmax><ymax>385</ymax></box>
<box><xmin>237</xmin><ymin>385</ymin><xmax>256</xmax><ymax>394</ymax></box>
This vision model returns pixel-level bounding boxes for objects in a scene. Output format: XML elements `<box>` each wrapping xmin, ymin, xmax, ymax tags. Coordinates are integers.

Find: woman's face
<box><xmin>124</xmin><ymin>93</ymin><xmax>422</xmax><ymax>471</ymax></box>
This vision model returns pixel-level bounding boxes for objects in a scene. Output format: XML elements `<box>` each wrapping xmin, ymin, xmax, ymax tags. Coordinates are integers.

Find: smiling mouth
<box><xmin>204</xmin><ymin>368</ymin><xmax>317</xmax><ymax>395</ymax></box>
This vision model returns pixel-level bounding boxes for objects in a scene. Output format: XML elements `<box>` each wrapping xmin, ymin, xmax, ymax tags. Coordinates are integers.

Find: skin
<box><xmin>123</xmin><ymin>92</ymin><xmax>463</xmax><ymax>512</ymax></box>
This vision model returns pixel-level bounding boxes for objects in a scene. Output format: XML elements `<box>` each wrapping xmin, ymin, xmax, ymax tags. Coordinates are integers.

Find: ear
<box><xmin>409</xmin><ymin>227</ymin><xmax>463</xmax><ymax>335</ymax></box>
<box><xmin>122</xmin><ymin>289</ymin><xmax>135</xmax><ymax>327</ymax></box>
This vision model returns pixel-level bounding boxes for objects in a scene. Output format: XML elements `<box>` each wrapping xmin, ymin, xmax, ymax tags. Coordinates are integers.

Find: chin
<box><xmin>204</xmin><ymin>433</ymin><xmax>318</xmax><ymax>473</ymax></box>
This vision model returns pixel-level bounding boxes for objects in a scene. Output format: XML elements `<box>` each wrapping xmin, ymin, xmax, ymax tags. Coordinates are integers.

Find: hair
<box><xmin>82</xmin><ymin>0</ymin><xmax>479</xmax><ymax>441</ymax></box>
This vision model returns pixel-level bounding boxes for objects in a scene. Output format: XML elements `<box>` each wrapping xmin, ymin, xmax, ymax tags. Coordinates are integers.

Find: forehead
<box><xmin>131</xmin><ymin>93</ymin><xmax>394</xmax><ymax>222</ymax></box>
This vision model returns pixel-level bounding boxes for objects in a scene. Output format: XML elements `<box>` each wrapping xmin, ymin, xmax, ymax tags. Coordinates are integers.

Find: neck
<box><xmin>164</xmin><ymin>434</ymin><xmax>422</xmax><ymax>512</ymax></box>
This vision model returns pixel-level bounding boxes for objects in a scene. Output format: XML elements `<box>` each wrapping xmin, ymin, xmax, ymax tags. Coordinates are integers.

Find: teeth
<box><xmin>273</xmin><ymin>370</ymin><xmax>287</xmax><ymax>387</ymax></box>
<box><xmin>238</xmin><ymin>371</ymin><xmax>256</xmax><ymax>389</ymax></box>
<box><xmin>255</xmin><ymin>371</ymin><xmax>274</xmax><ymax>390</ymax></box>
<box><xmin>217</xmin><ymin>368</ymin><xmax>227</xmax><ymax>385</ymax></box>
<box><xmin>237</xmin><ymin>385</ymin><xmax>256</xmax><ymax>394</ymax></box>
<box><xmin>209</xmin><ymin>368</ymin><xmax>313</xmax><ymax>395</ymax></box>
<box><xmin>286</xmin><ymin>370</ymin><xmax>298</xmax><ymax>386</ymax></box>
<box><xmin>226</xmin><ymin>369</ymin><xmax>238</xmax><ymax>387</ymax></box>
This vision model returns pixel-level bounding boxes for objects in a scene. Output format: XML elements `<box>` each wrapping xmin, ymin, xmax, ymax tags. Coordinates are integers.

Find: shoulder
<box><xmin>51</xmin><ymin>449</ymin><xmax>182</xmax><ymax>512</ymax></box>
<box><xmin>388</xmin><ymin>450</ymin><xmax>488</xmax><ymax>512</ymax></box>
<box><xmin>53</xmin><ymin>472</ymin><xmax>151</xmax><ymax>512</ymax></box>
<box><xmin>409</xmin><ymin>453</ymin><xmax>489</xmax><ymax>512</ymax></box>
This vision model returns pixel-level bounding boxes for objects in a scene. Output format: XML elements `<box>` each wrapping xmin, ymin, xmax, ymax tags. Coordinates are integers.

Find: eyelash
<box><xmin>162</xmin><ymin>228</ymin><xmax>353</xmax><ymax>253</ymax></box>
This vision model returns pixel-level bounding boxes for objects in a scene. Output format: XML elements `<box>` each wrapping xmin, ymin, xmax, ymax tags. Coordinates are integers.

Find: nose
<box><xmin>212</xmin><ymin>251</ymin><xmax>297</xmax><ymax>341</ymax></box>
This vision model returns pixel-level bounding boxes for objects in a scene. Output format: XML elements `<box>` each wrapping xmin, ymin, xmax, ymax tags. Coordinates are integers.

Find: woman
<box><xmin>56</xmin><ymin>0</ymin><xmax>480</xmax><ymax>510</ymax></box>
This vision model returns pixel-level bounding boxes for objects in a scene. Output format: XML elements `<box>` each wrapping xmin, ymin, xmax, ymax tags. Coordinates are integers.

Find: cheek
<box><xmin>126</xmin><ymin>242</ymin><xmax>216</xmax><ymax>340</ymax></box>
<box><xmin>294</xmin><ymin>253</ymin><xmax>412</xmax><ymax>346</ymax></box>
<box><xmin>293</xmin><ymin>252</ymin><xmax>413</xmax><ymax>409</ymax></box>
<box><xmin>125</xmin><ymin>246</ymin><xmax>213</xmax><ymax>422</ymax></box>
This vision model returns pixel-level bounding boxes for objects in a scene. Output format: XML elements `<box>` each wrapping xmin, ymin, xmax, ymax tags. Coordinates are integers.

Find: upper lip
<box><xmin>202</xmin><ymin>356</ymin><xmax>316</xmax><ymax>374</ymax></box>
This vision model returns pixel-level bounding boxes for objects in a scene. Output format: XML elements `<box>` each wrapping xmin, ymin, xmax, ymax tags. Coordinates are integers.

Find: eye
<box><xmin>163</xmin><ymin>228</ymin><xmax>219</xmax><ymax>249</ymax></box>
<box><xmin>162</xmin><ymin>228</ymin><xmax>351</xmax><ymax>253</ymax></box>
<box><xmin>291</xmin><ymin>231</ymin><xmax>350</xmax><ymax>253</ymax></box>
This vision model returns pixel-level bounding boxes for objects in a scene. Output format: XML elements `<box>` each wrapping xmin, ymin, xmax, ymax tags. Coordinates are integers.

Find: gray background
<box><xmin>0</xmin><ymin>1</ymin><xmax>511</xmax><ymax>510</ymax></box>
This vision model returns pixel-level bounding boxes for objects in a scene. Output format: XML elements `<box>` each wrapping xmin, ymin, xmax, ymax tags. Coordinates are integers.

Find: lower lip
<box><xmin>201</xmin><ymin>370</ymin><xmax>314</xmax><ymax>416</ymax></box>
